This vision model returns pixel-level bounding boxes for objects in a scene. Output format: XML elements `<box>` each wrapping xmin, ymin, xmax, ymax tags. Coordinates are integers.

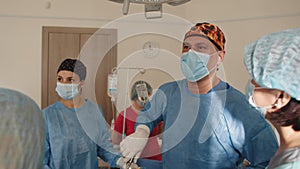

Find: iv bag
<box><xmin>110</xmin><ymin>119</ymin><xmax>115</xmax><ymax>130</ymax></box>
<box><xmin>107</xmin><ymin>73</ymin><xmax>118</xmax><ymax>101</ymax></box>
<box><xmin>136</xmin><ymin>83</ymin><xmax>149</xmax><ymax>103</ymax></box>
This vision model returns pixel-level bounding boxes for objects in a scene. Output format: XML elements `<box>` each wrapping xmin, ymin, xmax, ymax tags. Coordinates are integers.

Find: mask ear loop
<box><xmin>78</xmin><ymin>81</ymin><xmax>84</xmax><ymax>93</ymax></box>
<box><xmin>270</xmin><ymin>93</ymin><xmax>284</xmax><ymax>109</ymax></box>
<box><xmin>207</xmin><ymin>52</ymin><xmax>219</xmax><ymax>73</ymax></box>
<box><xmin>269</xmin><ymin>103</ymin><xmax>278</xmax><ymax>109</ymax></box>
<box><xmin>259</xmin><ymin>95</ymin><xmax>279</xmax><ymax>110</ymax></box>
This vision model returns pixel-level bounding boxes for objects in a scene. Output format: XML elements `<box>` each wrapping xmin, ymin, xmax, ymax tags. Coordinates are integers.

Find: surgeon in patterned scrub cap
<box><xmin>120</xmin><ymin>22</ymin><xmax>279</xmax><ymax>169</ymax></box>
<box><xmin>244</xmin><ymin>28</ymin><xmax>300</xmax><ymax>169</ymax></box>
<box><xmin>0</xmin><ymin>88</ymin><xmax>45</xmax><ymax>169</ymax></box>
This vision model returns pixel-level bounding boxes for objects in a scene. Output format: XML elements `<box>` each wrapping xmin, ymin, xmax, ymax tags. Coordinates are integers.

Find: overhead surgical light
<box><xmin>108</xmin><ymin>0</ymin><xmax>191</xmax><ymax>19</ymax></box>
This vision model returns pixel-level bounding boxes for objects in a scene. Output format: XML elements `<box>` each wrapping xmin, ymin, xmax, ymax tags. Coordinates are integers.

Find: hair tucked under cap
<box><xmin>184</xmin><ymin>22</ymin><xmax>226</xmax><ymax>51</ymax></box>
<box><xmin>57</xmin><ymin>58</ymin><xmax>87</xmax><ymax>81</ymax></box>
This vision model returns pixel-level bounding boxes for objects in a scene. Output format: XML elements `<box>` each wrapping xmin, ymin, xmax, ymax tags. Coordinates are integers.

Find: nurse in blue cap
<box><xmin>244</xmin><ymin>28</ymin><xmax>300</xmax><ymax>169</ymax></box>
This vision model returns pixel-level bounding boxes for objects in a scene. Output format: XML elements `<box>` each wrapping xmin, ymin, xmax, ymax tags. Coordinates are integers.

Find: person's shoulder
<box><xmin>42</xmin><ymin>102</ymin><xmax>65</xmax><ymax>119</ymax></box>
<box><xmin>224</xmin><ymin>84</ymin><xmax>268</xmax><ymax>123</ymax></box>
<box><xmin>84</xmin><ymin>99</ymin><xmax>97</xmax><ymax>106</ymax></box>
<box><xmin>223</xmin><ymin>83</ymin><xmax>256</xmax><ymax>109</ymax></box>
<box><xmin>116</xmin><ymin>109</ymin><xmax>126</xmax><ymax>117</ymax></box>
<box><xmin>83</xmin><ymin>98</ymin><xmax>92</xmax><ymax>104</ymax></box>
<box><xmin>225</xmin><ymin>84</ymin><xmax>246</xmax><ymax>99</ymax></box>
<box><xmin>223</xmin><ymin>84</ymin><xmax>260</xmax><ymax>114</ymax></box>
<box><xmin>42</xmin><ymin>101</ymin><xmax>61</xmax><ymax>112</ymax></box>
<box><xmin>83</xmin><ymin>99</ymin><xmax>102</xmax><ymax>108</ymax></box>
<box><xmin>118</xmin><ymin>106</ymin><xmax>135</xmax><ymax>117</ymax></box>
<box><xmin>155</xmin><ymin>80</ymin><xmax>183</xmax><ymax>98</ymax></box>
<box><xmin>159</xmin><ymin>79</ymin><xmax>184</xmax><ymax>90</ymax></box>
<box><xmin>84</xmin><ymin>99</ymin><xmax>104</xmax><ymax>112</ymax></box>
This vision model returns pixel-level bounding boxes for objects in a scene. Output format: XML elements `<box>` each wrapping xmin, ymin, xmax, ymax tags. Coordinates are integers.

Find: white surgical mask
<box><xmin>56</xmin><ymin>82</ymin><xmax>80</xmax><ymax>100</ymax></box>
<box><xmin>248</xmin><ymin>95</ymin><xmax>276</xmax><ymax>117</ymax></box>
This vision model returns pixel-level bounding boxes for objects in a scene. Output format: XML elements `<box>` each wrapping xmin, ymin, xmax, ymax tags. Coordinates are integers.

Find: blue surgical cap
<box><xmin>0</xmin><ymin>88</ymin><xmax>45</xmax><ymax>169</ymax></box>
<box><xmin>244</xmin><ymin>28</ymin><xmax>300</xmax><ymax>101</ymax></box>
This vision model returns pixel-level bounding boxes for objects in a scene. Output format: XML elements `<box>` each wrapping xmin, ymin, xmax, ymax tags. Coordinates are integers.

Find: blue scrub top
<box><xmin>43</xmin><ymin>99</ymin><xmax>120</xmax><ymax>169</ymax></box>
<box><xmin>136</xmin><ymin>80</ymin><xmax>279</xmax><ymax>169</ymax></box>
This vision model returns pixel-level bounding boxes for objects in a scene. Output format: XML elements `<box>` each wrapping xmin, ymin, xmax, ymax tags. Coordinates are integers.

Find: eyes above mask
<box><xmin>180</xmin><ymin>50</ymin><xmax>217</xmax><ymax>82</ymax></box>
<box><xmin>55</xmin><ymin>82</ymin><xmax>80</xmax><ymax>100</ymax></box>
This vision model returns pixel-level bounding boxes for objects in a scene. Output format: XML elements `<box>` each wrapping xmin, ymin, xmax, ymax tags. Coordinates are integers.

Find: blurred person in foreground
<box><xmin>0</xmin><ymin>88</ymin><xmax>45</xmax><ymax>169</ymax></box>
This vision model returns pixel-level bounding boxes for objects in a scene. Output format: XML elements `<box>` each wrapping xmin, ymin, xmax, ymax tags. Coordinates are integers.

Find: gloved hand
<box><xmin>116</xmin><ymin>157</ymin><xmax>124</xmax><ymax>168</ymax></box>
<box><xmin>120</xmin><ymin>125</ymin><xmax>150</xmax><ymax>163</ymax></box>
<box><xmin>116</xmin><ymin>157</ymin><xmax>139</xmax><ymax>169</ymax></box>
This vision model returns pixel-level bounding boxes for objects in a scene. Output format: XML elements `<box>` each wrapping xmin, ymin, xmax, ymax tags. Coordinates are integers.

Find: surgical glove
<box><xmin>120</xmin><ymin>125</ymin><xmax>150</xmax><ymax>163</ymax></box>
<box><xmin>116</xmin><ymin>157</ymin><xmax>140</xmax><ymax>169</ymax></box>
<box><xmin>116</xmin><ymin>157</ymin><xmax>124</xmax><ymax>168</ymax></box>
<box><xmin>127</xmin><ymin>163</ymin><xmax>139</xmax><ymax>169</ymax></box>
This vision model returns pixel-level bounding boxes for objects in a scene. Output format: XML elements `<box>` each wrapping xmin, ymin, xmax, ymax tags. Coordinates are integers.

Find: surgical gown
<box><xmin>136</xmin><ymin>80</ymin><xmax>278</xmax><ymax>169</ymax></box>
<box><xmin>43</xmin><ymin>99</ymin><xmax>120</xmax><ymax>169</ymax></box>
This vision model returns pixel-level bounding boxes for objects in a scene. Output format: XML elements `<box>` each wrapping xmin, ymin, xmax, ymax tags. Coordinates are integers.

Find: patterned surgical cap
<box><xmin>184</xmin><ymin>22</ymin><xmax>226</xmax><ymax>51</ymax></box>
<box><xmin>244</xmin><ymin>28</ymin><xmax>300</xmax><ymax>101</ymax></box>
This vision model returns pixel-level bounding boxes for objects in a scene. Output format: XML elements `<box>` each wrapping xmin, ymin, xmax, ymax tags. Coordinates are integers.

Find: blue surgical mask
<box><xmin>56</xmin><ymin>82</ymin><xmax>80</xmax><ymax>100</ymax></box>
<box><xmin>181</xmin><ymin>50</ymin><xmax>216</xmax><ymax>82</ymax></box>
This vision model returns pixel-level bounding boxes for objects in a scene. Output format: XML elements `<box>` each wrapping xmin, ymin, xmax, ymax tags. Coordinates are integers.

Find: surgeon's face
<box><xmin>182</xmin><ymin>36</ymin><xmax>225</xmax><ymax>70</ymax></box>
<box><xmin>183</xmin><ymin>36</ymin><xmax>217</xmax><ymax>54</ymax></box>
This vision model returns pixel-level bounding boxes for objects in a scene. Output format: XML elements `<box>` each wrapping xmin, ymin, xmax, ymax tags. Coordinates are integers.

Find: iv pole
<box><xmin>108</xmin><ymin>66</ymin><xmax>145</xmax><ymax>140</ymax></box>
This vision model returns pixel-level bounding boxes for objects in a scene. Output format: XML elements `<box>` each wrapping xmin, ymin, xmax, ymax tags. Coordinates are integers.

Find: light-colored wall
<box><xmin>0</xmin><ymin>0</ymin><xmax>299</xmax><ymax>107</ymax></box>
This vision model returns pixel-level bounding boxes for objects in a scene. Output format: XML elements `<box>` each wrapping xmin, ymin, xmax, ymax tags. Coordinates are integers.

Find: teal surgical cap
<box><xmin>0</xmin><ymin>88</ymin><xmax>45</xmax><ymax>169</ymax></box>
<box><xmin>244</xmin><ymin>28</ymin><xmax>300</xmax><ymax>101</ymax></box>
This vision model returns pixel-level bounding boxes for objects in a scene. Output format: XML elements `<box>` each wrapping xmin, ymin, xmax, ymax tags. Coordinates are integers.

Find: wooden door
<box><xmin>42</xmin><ymin>26</ymin><xmax>117</xmax><ymax>124</ymax></box>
